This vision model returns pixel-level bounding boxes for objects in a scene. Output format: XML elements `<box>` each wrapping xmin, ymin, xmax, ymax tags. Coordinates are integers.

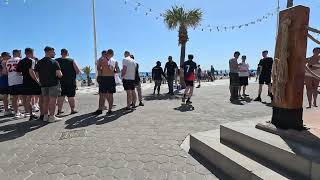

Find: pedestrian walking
<box><xmin>131</xmin><ymin>55</ymin><xmax>144</xmax><ymax>106</ymax></box>
<box><xmin>182</xmin><ymin>54</ymin><xmax>197</xmax><ymax>104</ymax></box>
<box><xmin>0</xmin><ymin>52</ymin><xmax>11</xmax><ymax>116</ymax></box>
<box><xmin>196</xmin><ymin>65</ymin><xmax>202</xmax><ymax>88</ymax></box>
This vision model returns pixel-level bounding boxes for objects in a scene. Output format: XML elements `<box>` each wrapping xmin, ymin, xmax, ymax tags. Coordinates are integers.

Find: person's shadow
<box><xmin>0</xmin><ymin>120</ymin><xmax>48</xmax><ymax>142</ymax></box>
<box><xmin>96</xmin><ymin>108</ymin><xmax>134</xmax><ymax>125</ymax></box>
<box><xmin>174</xmin><ymin>104</ymin><xmax>195</xmax><ymax>112</ymax></box>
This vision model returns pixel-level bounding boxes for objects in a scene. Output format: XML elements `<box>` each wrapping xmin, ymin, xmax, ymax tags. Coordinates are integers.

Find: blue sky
<box><xmin>0</xmin><ymin>0</ymin><xmax>319</xmax><ymax>72</ymax></box>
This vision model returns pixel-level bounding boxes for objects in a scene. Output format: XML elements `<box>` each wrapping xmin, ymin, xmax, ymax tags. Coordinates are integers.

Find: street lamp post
<box><xmin>92</xmin><ymin>0</ymin><xmax>98</xmax><ymax>78</ymax></box>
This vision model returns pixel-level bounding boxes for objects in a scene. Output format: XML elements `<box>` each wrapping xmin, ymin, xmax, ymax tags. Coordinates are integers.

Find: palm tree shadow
<box><xmin>174</xmin><ymin>104</ymin><xmax>195</xmax><ymax>112</ymax></box>
<box><xmin>0</xmin><ymin>120</ymin><xmax>48</xmax><ymax>142</ymax></box>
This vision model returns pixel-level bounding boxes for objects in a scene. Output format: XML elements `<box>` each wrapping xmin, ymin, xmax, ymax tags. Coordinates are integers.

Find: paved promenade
<box><xmin>0</xmin><ymin>80</ymin><xmax>313</xmax><ymax>180</ymax></box>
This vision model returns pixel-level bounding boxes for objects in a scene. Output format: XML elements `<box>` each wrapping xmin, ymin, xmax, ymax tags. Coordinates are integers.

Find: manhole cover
<box><xmin>59</xmin><ymin>129</ymin><xmax>87</xmax><ymax>140</ymax></box>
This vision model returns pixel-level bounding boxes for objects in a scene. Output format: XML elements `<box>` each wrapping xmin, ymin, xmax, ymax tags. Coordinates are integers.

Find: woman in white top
<box><xmin>238</xmin><ymin>55</ymin><xmax>250</xmax><ymax>97</ymax></box>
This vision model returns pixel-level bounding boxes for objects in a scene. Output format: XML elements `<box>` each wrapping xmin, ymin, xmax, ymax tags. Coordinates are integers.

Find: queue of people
<box><xmin>0</xmin><ymin>47</ymin><xmax>80</xmax><ymax>122</ymax></box>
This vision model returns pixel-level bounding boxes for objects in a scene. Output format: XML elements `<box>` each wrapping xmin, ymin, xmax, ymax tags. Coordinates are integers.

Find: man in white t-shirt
<box><xmin>238</xmin><ymin>55</ymin><xmax>250</xmax><ymax>97</ymax></box>
<box><xmin>6</xmin><ymin>49</ymin><xmax>24</xmax><ymax>118</ymax></box>
<box><xmin>121</xmin><ymin>51</ymin><xmax>137</xmax><ymax>109</ymax></box>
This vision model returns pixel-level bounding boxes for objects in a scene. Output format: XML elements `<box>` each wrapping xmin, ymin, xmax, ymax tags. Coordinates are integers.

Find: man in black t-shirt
<box><xmin>35</xmin><ymin>47</ymin><xmax>63</xmax><ymax>123</ymax></box>
<box><xmin>182</xmin><ymin>54</ymin><xmax>197</xmax><ymax>104</ymax></box>
<box><xmin>254</xmin><ymin>50</ymin><xmax>274</xmax><ymax>102</ymax></box>
<box><xmin>17</xmin><ymin>48</ymin><xmax>41</xmax><ymax>121</ymax></box>
<box><xmin>56</xmin><ymin>49</ymin><xmax>80</xmax><ymax>115</ymax></box>
<box><xmin>152</xmin><ymin>61</ymin><xmax>166</xmax><ymax>95</ymax></box>
<box><xmin>164</xmin><ymin>56</ymin><xmax>178</xmax><ymax>95</ymax></box>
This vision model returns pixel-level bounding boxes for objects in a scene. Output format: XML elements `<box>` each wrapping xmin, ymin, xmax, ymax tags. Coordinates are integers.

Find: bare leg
<box><xmin>258</xmin><ymin>84</ymin><xmax>263</xmax><ymax>97</ymax></box>
<box><xmin>189</xmin><ymin>87</ymin><xmax>194</xmax><ymax>98</ymax></box>
<box><xmin>98</xmin><ymin>94</ymin><xmax>106</xmax><ymax>110</ymax></box>
<box><xmin>132</xmin><ymin>90</ymin><xmax>137</xmax><ymax>107</ymax></box>
<box><xmin>126</xmin><ymin>91</ymin><xmax>132</xmax><ymax>108</ymax></box>
<box><xmin>312</xmin><ymin>80</ymin><xmax>319</xmax><ymax>107</ymax></box>
<box><xmin>48</xmin><ymin>97</ymin><xmax>57</xmax><ymax>116</ymax></box>
<box><xmin>25</xmin><ymin>96</ymin><xmax>32</xmax><ymax>114</ymax></box>
<box><xmin>68</xmin><ymin>97</ymin><xmax>76</xmax><ymax>112</ymax></box>
<box><xmin>306</xmin><ymin>84</ymin><xmax>312</xmax><ymax>108</ymax></box>
<box><xmin>106</xmin><ymin>93</ymin><xmax>113</xmax><ymax>111</ymax></box>
<box><xmin>12</xmin><ymin>95</ymin><xmax>19</xmax><ymax>114</ymax></box>
<box><xmin>184</xmin><ymin>87</ymin><xmax>190</xmax><ymax>97</ymax></box>
<box><xmin>57</xmin><ymin>96</ymin><xmax>65</xmax><ymax>113</ymax></box>
<box><xmin>42</xmin><ymin>96</ymin><xmax>49</xmax><ymax>116</ymax></box>
<box><xmin>268</xmin><ymin>84</ymin><xmax>272</xmax><ymax>94</ymax></box>
<box><xmin>243</xmin><ymin>86</ymin><xmax>246</xmax><ymax>95</ymax></box>
<box><xmin>2</xmin><ymin>94</ymin><xmax>9</xmax><ymax>112</ymax></box>
<box><xmin>239</xmin><ymin>86</ymin><xmax>242</xmax><ymax>96</ymax></box>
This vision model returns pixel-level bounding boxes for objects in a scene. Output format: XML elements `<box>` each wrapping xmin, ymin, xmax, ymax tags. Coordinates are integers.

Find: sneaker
<box><xmin>3</xmin><ymin>111</ymin><xmax>13</xmax><ymax>116</ymax></box>
<box><xmin>38</xmin><ymin>115</ymin><xmax>44</xmax><ymax>121</ymax></box>
<box><xmin>139</xmin><ymin>101</ymin><xmax>144</xmax><ymax>106</ymax></box>
<box><xmin>32</xmin><ymin>106</ymin><xmax>40</xmax><ymax>112</ymax></box>
<box><xmin>243</xmin><ymin>94</ymin><xmax>249</xmax><ymax>97</ymax></box>
<box><xmin>182</xmin><ymin>95</ymin><xmax>186</xmax><ymax>103</ymax></box>
<box><xmin>29</xmin><ymin>114</ymin><xmax>38</xmax><ymax>121</ymax></box>
<box><xmin>48</xmin><ymin>115</ymin><xmax>61</xmax><ymax>123</ymax></box>
<box><xmin>57</xmin><ymin>111</ymin><xmax>64</xmax><ymax>116</ymax></box>
<box><xmin>107</xmin><ymin>110</ymin><xmax>113</xmax><ymax>115</ymax></box>
<box><xmin>93</xmin><ymin>110</ymin><xmax>102</xmax><ymax>115</ymax></box>
<box><xmin>71</xmin><ymin>110</ymin><xmax>78</xmax><ymax>115</ymax></box>
<box><xmin>14</xmin><ymin>112</ymin><xmax>24</xmax><ymax>119</ymax></box>
<box><xmin>254</xmin><ymin>97</ymin><xmax>262</xmax><ymax>102</ymax></box>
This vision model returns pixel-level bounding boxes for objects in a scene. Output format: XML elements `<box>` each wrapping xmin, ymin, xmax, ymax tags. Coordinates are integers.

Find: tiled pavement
<box><xmin>0</xmin><ymin>80</ymin><xmax>312</xmax><ymax>180</ymax></box>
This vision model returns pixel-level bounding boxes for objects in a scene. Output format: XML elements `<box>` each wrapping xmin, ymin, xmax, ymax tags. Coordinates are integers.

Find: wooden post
<box><xmin>271</xmin><ymin>5</ymin><xmax>310</xmax><ymax>130</ymax></box>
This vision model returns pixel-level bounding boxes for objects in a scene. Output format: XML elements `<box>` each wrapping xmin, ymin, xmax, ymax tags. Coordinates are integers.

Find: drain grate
<box><xmin>59</xmin><ymin>129</ymin><xmax>87</xmax><ymax>140</ymax></box>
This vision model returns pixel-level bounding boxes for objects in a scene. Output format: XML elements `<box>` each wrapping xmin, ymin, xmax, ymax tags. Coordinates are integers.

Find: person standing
<box><xmin>56</xmin><ymin>49</ymin><xmax>80</xmax><ymax>115</ymax></box>
<box><xmin>94</xmin><ymin>49</ymin><xmax>117</xmax><ymax>115</ymax></box>
<box><xmin>6</xmin><ymin>49</ymin><xmax>24</xmax><ymax>118</ymax></box>
<box><xmin>305</xmin><ymin>47</ymin><xmax>320</xmax><ymax>108</ymax></box>
<box><xmin>254</xmin><ymin>50</ymin><xmax>274</xmax><ymax>102</ymax></box>
<box><xmin>210</xmin><ymin>65</ymin><xmax>216</xmax><ymax>82</ymax></box>
<box><xmin>196</xmin><ymin>65</ymin><xmax>202</xmax><ymax>88</ymax></box>
<box><xmin>131</xmin><ymin>55</ymin><xmax>144</xmax><ymax>106</ymax></box>
<box><xmin>17</xmin><ymin>48</ymin><xmax>41</xmax><ymax>121</ymax></box>
<box><xmin>182</xmin><ymin>54</ymin><xmax>197</xmax><ymax>104</ymax></box>
<box><xmin>122</xmin><ymin>51</ymin><xmax>137</xmax><ymax>109</ymax></box>
<box><xmin>35</xmin><ymin>47</ymin><xmax>63</xmax><ymax>122</ymax></box>
<box><xmin>229</xmin><ymin>51</ymin><xmax>240</xmax><ymax>102</ymax></box>
<box><xmin>164</xmin><ymin>56</ymin><xmax>178</xmax><ymax>95</ymax></box>
<box><xmin>238</xmin><ymin>55</ymin><xmax>250</xmax><ymax>97</ymax></box>
<box><xmin>0</xmin><ymin>52</ymin><xmax>11</xmax><ymax>116</ymax></box>
<box><xmin>152</xmin><ymin>61</ymin><xmax>166</xmax><ymax>95</ymax></box>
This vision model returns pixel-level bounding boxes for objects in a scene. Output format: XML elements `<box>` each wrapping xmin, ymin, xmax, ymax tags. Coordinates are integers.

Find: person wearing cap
<box><xmin>182</xmin><ymin>54</ymin><xmax>197</xmax><ymax>104</ymax></box>
<box><xmin>0</xmin><ymin>52</ymin><xmax>11</xmax><ymax>116</ymax></box>
<box><xmin>152</xmin><ymin>61</ymin><xmax>166</xmax><ymax>95</ymax></box>
<box><xmin>35</xmin><ymin>47</ymin><xmax>63</xmax><ymax>122</ymax></box>
<box><xmin>131</xmin><ymin>55</ymin><xmax>144</xmax><ymax>106</ymax></box>
<box><xmin>122</xmin><ymin>51</ymin><xmax>137</xmax><ymax>109</ymax></box>
<box><xmin>56</xmin><ymin>49</ymin><xmax>80</xmax><ymax>115</ymax></box>
<box><xmin>164</xmin><ymin>56</ymin><xmax>178</xmax><ymax>95</ymax></box>
<box><xmin>16</xmin><ymin>48</ymin><xmax>41</xmax><ymax>121</ymax></box>
<box><xmin>6</xmin><ymin>49</ymin><xmax>24</xmax><ymax>119</ymax></box>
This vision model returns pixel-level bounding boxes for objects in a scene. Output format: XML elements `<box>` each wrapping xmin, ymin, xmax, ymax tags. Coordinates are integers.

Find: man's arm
<box><xmin>97</xmin><ymin>60</ymin><xmax>102</xmax><ymax>76</ymax></box>
<box><xmin>121</xmin><ymin>66</ymin><xmax>127</xmax><ymax>78</ymax></box>
<box><xmin>73</xmin><ymin>61</ymin><xmax>81</xmax><ymax>75</ymax></box>
<box><xmin>55</xmin><ymin>61</ymin><xmax>63</xmax><ymax>78</ymax></box>
<box><xmin>164</xmin><ymin>63</ymin><xmax>167</xmax><ymax>74</ymax></box>
<box><xmin>161</xmin><ymin>68</ymin><xmax>166</xmax><ymax>79</ymax></box>
<box><xmin>29</xmin><ymin>60</ymin><xmax>40</xmax><ymax>84</ymax></box>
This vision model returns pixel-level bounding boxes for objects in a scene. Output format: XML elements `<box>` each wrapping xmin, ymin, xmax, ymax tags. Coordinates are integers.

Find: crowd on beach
<box><xmin>228</xmin><ymin>48</ymin><xmax>320</xmax><ymax>109</ymax></box>
<box><xmin>0</xmin><ymin>47</ymin><xmax>202</xmax><ymax>122</ymax></box>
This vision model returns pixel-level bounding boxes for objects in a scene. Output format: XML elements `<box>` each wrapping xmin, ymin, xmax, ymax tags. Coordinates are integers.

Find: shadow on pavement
<box><xmin>174</xmin><ymin>104</ymin><xmax>195</xmax><ymax>112</ymax></box>
<box><xmin>0</xmin><ymin>120</ymin><xmax>48</xmax><ymax>142</ymax></box>
<box><xmin>65</xmin><ymin>108</ymin><xmax>135</xmax><ymax>129</ymax></box>
<box><xmin>144</xmin><ymin>93</ymin><xmax>181</xmax><ymax>101</ymax></box>
<box><xmin>262</xmin><ymin>101</ymin><xmax>273</xmax><ymax>107</ymax></box>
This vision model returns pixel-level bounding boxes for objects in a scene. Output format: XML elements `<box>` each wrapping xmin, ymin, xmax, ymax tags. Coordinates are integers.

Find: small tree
<box><xmin>163</xmin><ymin>6</ymin><xmax>203</xmax><ymax>88</ymax></box>
<box><xmin>82</xmin><ymin>66</ymin><xmax>92</xmax><ymax>82</ymax></box>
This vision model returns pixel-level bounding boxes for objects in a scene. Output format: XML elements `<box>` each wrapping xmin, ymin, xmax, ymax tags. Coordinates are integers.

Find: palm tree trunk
<box><xmin>180</xmin><ymin>42</ymin><xmax>186</xmax><ymax>89</ymax></box>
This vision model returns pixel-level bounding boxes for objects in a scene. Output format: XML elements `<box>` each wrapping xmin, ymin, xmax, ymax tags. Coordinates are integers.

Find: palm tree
<box><xmin>82</xmin><ymin>66</ymin><xmax>92</xmax><ymax>83</ymax></box>
<box><xmin>163</xmin><ymin>6</ymin><xmax>203</xmax><ymax>87</ymax></box>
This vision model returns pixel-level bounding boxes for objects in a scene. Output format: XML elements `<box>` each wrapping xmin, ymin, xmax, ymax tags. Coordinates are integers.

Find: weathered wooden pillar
<box><xmin>271</xmin><ymin>5</ymin><xmax>310</xmax><ymax>130</ymax></box>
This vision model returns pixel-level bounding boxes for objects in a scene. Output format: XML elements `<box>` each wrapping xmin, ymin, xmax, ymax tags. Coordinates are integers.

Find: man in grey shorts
<box><xmin>35</xmin><ymin>47</ymin><xmax>63</xmax><ymax>122</ymax></box>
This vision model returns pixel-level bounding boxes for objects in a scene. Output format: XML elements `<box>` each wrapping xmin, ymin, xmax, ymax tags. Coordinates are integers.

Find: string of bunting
<box><xmin>123</xmin><ymin>0</ymin><xmax>277</xmax><ymax>32</ymax></box>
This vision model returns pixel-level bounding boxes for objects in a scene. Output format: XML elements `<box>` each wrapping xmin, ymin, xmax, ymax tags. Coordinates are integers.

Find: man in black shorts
<box><xmin>254</xmin><ymin>50</ymin><xmax>274</xmax><ymax>102</ymax></box>
<box><xmin>182</xmin><ymin>54</ymin><xmax>197</xmax><ymax>104</ymax></box>
<box><xmin>94</xmin><ymin>49</ymin><xmax>117</xmax><ymax>115</ymax></box>
<box><xmin>164</xmin><ymin>56</ymin><xmax>178</xmax><ymax>95</ymax></box>
<box><xmin>56</xmin><ymin>49</ymin><xmax>80</xmax><ymax>115</ymax></box>
<box><xmin>17</xmin><ymin>48</ymin><xmax>41</xmax><ymax>121</ymax></box>
<box><xmin>122</xmin><ymin>51</ymin><xmax>137</xmax><ymax>109</ymax></box>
